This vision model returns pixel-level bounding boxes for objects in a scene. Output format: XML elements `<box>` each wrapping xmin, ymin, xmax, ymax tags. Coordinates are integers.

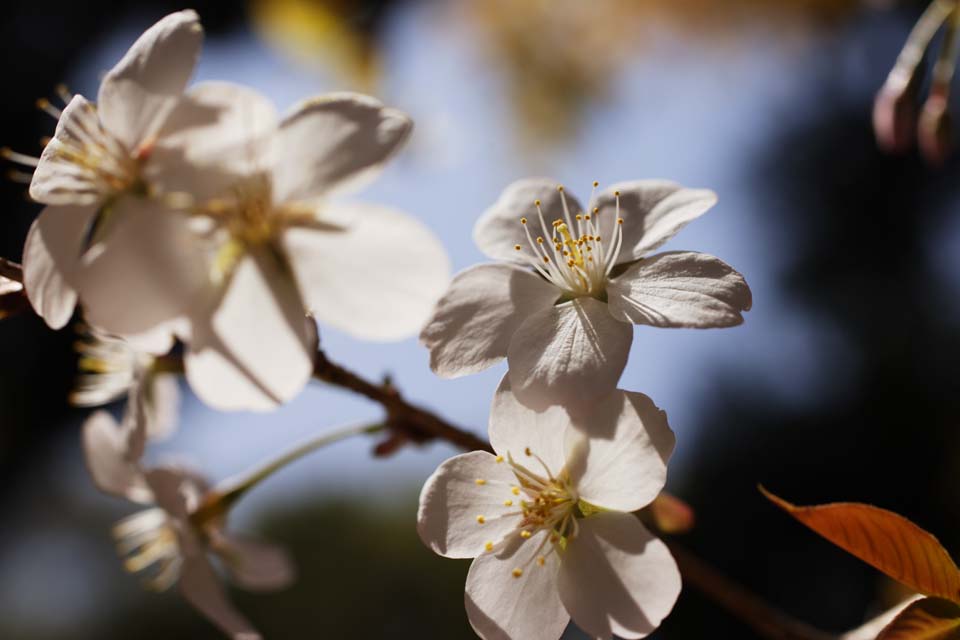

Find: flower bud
<box><xmin>873</xmin><ymin>69</ymin><xmax>921</xmax><ymax>154</ymax></box>
<box><xmin>918</xmin><ymin>91</ymin><xmax>952</xmax><ymax>166</ymax></box>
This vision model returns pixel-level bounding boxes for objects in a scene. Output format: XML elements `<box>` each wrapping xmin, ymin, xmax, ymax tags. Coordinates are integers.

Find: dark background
<box><xmin>2</xmin><ymin>1</ymin><xmax>959</xmax><ymax>638</ymax></box>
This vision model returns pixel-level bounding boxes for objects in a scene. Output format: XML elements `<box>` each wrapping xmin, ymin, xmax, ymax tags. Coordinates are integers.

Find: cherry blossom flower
<box><xmin>83</xmin><ymin>411</ymin><xmax>293</xmax><ymax>640</ymax></box>
<box><xmin>417</xmin><ymin>378</ymin><xmax>680</xmax><ymax>640</ymax></box>
<box><xmin>72</xmin><ymin>326</ymin><xmax>180</xmax><ymax>441</ymax></box>
<box><xmin>141</xmin><ymin>83</ymin><xmax>450</xmax><ymax>411</ymax></box>
<box><xmin>13</xmin><ymin>10</ymin><xmax>208</xmax><ymax>333</ymax></box>
<box><xmin>421</xmin><ymin>178</ymin><xmax>751</xmax><ymax>412</ymax></box>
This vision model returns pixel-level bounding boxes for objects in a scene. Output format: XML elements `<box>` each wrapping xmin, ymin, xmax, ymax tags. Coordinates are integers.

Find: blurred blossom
<box><xmin>457</xmin><ymin>0</ymin><xmax>870</xmax><ymax>147</ymax></box>
<box><xmin>249</xmin><ymin>0</ymin><xmax>390</xmax><ymax>90</ymax></box>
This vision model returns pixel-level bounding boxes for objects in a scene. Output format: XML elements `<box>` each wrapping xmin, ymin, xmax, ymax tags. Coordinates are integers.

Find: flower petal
<box><xmin>420</xmin><ymin>263</ymin><xmax>558</xmax><ymax>377</ymax></box>
<box><xmin>506</xmin><ymin>297</ymin><xmax>632</xmax><ymax>413</ymax></box>
<box><xmin>211</xmin><ymin>533</ymin><xmax>295</xmax><ymax>592</ymax></box>
<box><xmin>282</xmin><ymin>202</ymin><xmax>450</xmax><ymax>341</ymax></box>
<box><xmin>29</xmin><ymin>96</ymin><xmax>111</xmax><ymax>206</ymax></box>
<box><xmin>22</xmin><ymin>204</ymin><xmax>96</xmax><ymax>329</ymax></box>
<box><xmin>97</xmin><ymin>10</ymin><xmax>203</xmax><ymax>151</ymax></box>
<box><xmin>558</xmin><ymin>513</ymin><xmax>680</xmax><ymax>639</ymax></box>
<box><xmin>271</xmin><ymin>93</ymin><xmax>412</xmax><ymax>203</ymax></box>
<box><xmin>417</xmin><ymin>451</ymin><xmax>522</xmax><ymax>559</ymax></box>
<box><xmin>566</xmin><ymin>390</ymin><xmax>675</xmax><ymax>513</ymax></box>
<box><xmin>488</xmin><ymin>375</ymin><xmax>570</xmax><ymax>473</ymax></box>
<box><xmin>606</xmin><ymin>251</ymin><xmax>752</xmax><ymax>328</ymax></box>
<box><xmin>137</xmin><ymin>371</ymin><xmax>180</xmax><ymax>441</ymax></box>
<box><xmin>76</xmin><ymin>196</ymin><xmax>209</xmax><ymax>336</ymax></box>
<box><xmin>473</xmin><ymin>178</ymin><xmax>583</xmax><ymax>263</ymax></box>
<box><xmin>185</xmin><ymin>250</ymin><xmax>313</xmax><ymax>411</ymax></box>
<box><xmin>589</xmin><ymin>181</ymin><xmax>717</xmax><ymax>263</ymax></box>
<box><xmin>465</xmin><ymin>529</ymin><xmax>569</xmax><ymax>640</ymax></box>
<box><xmin>179</xmin><ymin>552</ymin><xmax>263</xmax><ymax>640</ymax></box>
<box><xmin>147</xmin><ymin>81</ymin><xmax>278</xmax><ymax>201</ymax></box>
<box><xmin>81</xmin><ymin>410</ymin><xmax>152</xmax><ymax>503</ymax></box>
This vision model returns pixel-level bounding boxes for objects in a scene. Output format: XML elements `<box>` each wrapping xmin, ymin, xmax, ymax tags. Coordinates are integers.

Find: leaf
<box><xmin>761</xmin><ymin>487</ymin><xmax>960</xmax><ymax>603</ymax></box>
<box><xmin>877</xmin><ymin>597</ymin><xmax>960</xmax><ymax>640</ymax></box>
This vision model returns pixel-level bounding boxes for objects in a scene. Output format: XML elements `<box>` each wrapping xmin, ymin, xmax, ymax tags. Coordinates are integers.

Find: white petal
<box><xmin>22</xmin><ymin>204</ymin><xmax>96</xmax><ymax>329</ymax></box>
<box><xmin>506</xmin><ymin>297</ymin><xmax>632</xmax><ymax>413</ymax></box>
<box><xmin>558</xmin><ymin>513</ymin><xmax>680</xmax><ymax>639</ymax></box>
<box><xmin>185</xmin><ymin>250</ymin><xmax>313</xmax><ymax>411</ymax></box>
<box><xmin>282</xmin><ymin>202</ymin><xmax>450</xmax><ymax>341</ymax></box>
<box><xmin>76</xmin><ymin>196</ymin><xmax>208</xmax><ymax>336</ymax></box>
<box><xmin>97</xmin><ymin>10</ymin><xmax>203</xmax><ymax>151</ymax></box>
<box><xmin>417</xmin><ymin>451</ymin><xmax>522</xmax><ymax>559</ymax></box>
<box><xmin>840</xmin><ymin>596</ymin><xmax>923</xmax><ymax>640</ymax></box>
<box><xmin>147</xmin><ymin>82</ymin><xmax>278</xmax><ymax>201</ymax></box>
<box><xmin>179</xmin><ymin>553</ymin><xmax>262</xmax><ymax>640</ymax></box>
<box><xmin>271</xmin><ymin>93</ymin><xmax>412</xmax><ymax>203</ymax></box>
<box><xmin>566</xmin><ymin>390</ymin><xmax>674</xmax><ymax>513</ymax></box>
<box><xmin>589</xmin><ymin>181</ymin><xmax>717</xmax><ymax>263</ymax></box>
<box><xmin>420</xmin><ymin>264</ymin><xmax>558</xmax><ymax>378</ymax></box>
<box><xmin>473</xmin><ymin>179</ymin><xmax>583</xmax><ymax>263</ymax></box>
<box><xmin>488</xmin><ymin>375</ymin><xmax>570</xmax><ymax>473</ymax></box>
<box><xmin>140</xmin><ymin>372</ymin><xmax>180</xmax><ymax>441</ymax></box>
<box><xmin>607</xmin><ymin>251</ymin><xmax>752</xmax><ymax>328</ymax></box>
<box><xmin>211</xmin><ymin>533</ymin><xmax>295</xmax><ymax>592</ymax></box>
<box><xmin>81</xmin><ymin>410</ymin><xmax>152</xmax><ymax>503</ymax></box>
<box><xmin>30</xmin><ymin>96</ymin><xmax>110</xmax><ymax>206</ymax></box>
<box><xmin>118</xmin><ymin>322</ymin><xmax>178</xmax><ymax>355</ymax></box>
<box><xmin>464</xmin><ymin>529</ymin><xmax>569</xmax><ymax>640</ymax></box>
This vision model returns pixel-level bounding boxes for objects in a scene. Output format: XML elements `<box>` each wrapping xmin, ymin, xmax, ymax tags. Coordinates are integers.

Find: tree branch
<box><xmin>668</xmin><ymin>542</ymin><xmax>836</xmax><ymax>640</ymax></box>
<box><xmin>313</xmin><ymin>349</ymin><xmax>492</xmax><ymax>454</ymax></box>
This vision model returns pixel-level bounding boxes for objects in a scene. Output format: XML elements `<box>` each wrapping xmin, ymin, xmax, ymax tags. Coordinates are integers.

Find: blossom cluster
<box><xmin>416</xmin><ymin>177</ymin><xmax>752</xmax><ymax>638</ymax></box>
<box><xmin>8</xmin><ymin>9</ymin><xmax>756</xmax><ymax>640</ymax></box>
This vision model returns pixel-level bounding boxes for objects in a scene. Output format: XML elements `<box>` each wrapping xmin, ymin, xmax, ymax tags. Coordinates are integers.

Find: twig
<box><xmin>668</xmin><ymin>542</ymin><xmax>836</xmax><ymax>640</ymax></box>
<box><xmin>0</xmin><ymin>258</ymin><xmax>23</xmax><ymax>282</ymax></box>
<box><xmin>313</xmin><ymin>349</ymin><xmax>492</xmax><ymax>453</ymax></box>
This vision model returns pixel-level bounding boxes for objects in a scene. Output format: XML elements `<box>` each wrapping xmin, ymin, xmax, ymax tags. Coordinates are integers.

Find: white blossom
<box><xmin>14</xmin><ymin>11</ymin><xmax>208</xmax><ymax>334</ymax></box>
<box><xmin>83</xmin><ymin>411</ymin><xmax>293</xmax><ymax>640</ymax></box>
<box><xmin>421</xmin><ymin>178</ymin><xmax>752</xmax><ymax>412</ymax></box>
<box><xmin>144</xmin><ymin>84</ymin><xmax>450</xmax><ymax>411</ymax></box>
<box><xmin>417</xmin><ymin>378</ymin><xmax>680</xmax><ymax>640</ymax></box>
<box><xmin>72</xmin><ymin>326</ymin><xmax>180</xmax><ymax>441</ymax></box>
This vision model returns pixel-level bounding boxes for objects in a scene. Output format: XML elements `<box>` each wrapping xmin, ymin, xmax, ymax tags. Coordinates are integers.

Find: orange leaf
<box><xmin>761</xmin><ymin>487</ymin><xmax>960</xmax><ymax>603</ymax></box>
<box><xmin>877</xmin><ymin>597</ymin><xmax>960</xmax><ymax>640</ymax></box>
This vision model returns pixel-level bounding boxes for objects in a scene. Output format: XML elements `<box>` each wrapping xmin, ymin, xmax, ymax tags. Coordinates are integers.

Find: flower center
<box><xmin>476</xmin><ymin>448</ymin><xmax>580</xmax><ymax>579</ymax></box>
<box><xmin>113</xmin><ymin>507</ymin><xmax>183</xmax><ymax>591</ymax></box>
<box><xmin>513</xmin><ymin>182</ymin><xmax>624</xmax><ymax>299</ymax></box>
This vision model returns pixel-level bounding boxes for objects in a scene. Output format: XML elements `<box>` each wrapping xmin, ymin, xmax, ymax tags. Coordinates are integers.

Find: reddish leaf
<box><xmin>877</xmin><ymin>597</ymin><xmax>960</xmax><ymax>640</ymax></box>
<box><xmin>761</xmin><ymin>487</ymin><xmax>960</xmax><ymax>603</ymax></box>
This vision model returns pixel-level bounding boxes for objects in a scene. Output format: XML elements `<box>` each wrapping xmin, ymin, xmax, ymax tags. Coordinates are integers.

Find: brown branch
<box><xmin>313</xmin><ymin>349</ymin><xmax>492</xmax><ymax>454</ymax></box>
<box><xmin>667</xmin><ymin>542</ymin><xmax>836</xmax><ymax>640</ymax></box>
<box><xmin>0</xmin><ymin>258</ymin><xmax>23</xmax><ymax>282</ymax></box>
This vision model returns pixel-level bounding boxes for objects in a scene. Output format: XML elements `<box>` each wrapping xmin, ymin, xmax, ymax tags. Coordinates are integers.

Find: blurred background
<box><xmin>2</xmin><ymin>0</ymin><xmax>960</xmax><ymax>638</ymax></box>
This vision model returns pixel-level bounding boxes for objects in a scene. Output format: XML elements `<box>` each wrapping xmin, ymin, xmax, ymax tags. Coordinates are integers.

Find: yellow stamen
<box><xmin>476</xmin><ymin>515</ymin><xmax>486</xmax><ymax>524</ymax></box>
<box><xmin>556</xmin><ymin>222</ymin><xmax>584</xmax><ymax>267</ymax></box>
<box><xmin>512</xmin><ymin>568</ymin><xmax>523</xmax><ymax>578</ymax></box>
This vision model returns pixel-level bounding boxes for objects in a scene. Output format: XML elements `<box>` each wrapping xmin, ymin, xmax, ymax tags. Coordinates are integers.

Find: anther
<box><xmin>495</xmin><ymin>455</ymin><xmax>504</xmax><ymax>463</ymax></box>
<box><xmin>504</xmin><ymin>499</ymin><xmax>513</xmax><ymax>506</ymax></box>
<box><xmin>617</xmin><ymin>218</ymin><xmax>624</xmax><ymax>225</ymax></box>
<box><xmin>524</xmin><ymin>447</ymin><xmax>532</xmax><ymax>456</ymax></box>
<box><xmin>512</xmin><ymin>568</ymin><xmax>523</xmax><ymax>578</ymax></box>
<box><xmin>514</xmin><ymin>244</ymin><xmax>521</xmax><ymax>251</ymax></box>
<box><xmin>536</xmin><ymin>237</ymin><xmax>544</xmax><ymax>244</ymax></box>
<box><xmin>534</xmin><ymin>199</ymin><xmax>541</xmax><ymax>206</ymax></box>
<box><xmin>475</xmin><ymin>479</ymin><xmax>487</xmax><ymax>486</ymax></box>
<box><xmin>592</xmin><ymin>180</ymin><xmax>599</xmax><ymax>187</ymax></box>
<box><xmin>476</xmin><ymin>515</ymin><xmax>486</xmax><ymax>524</ymax></box>
<box><xmin>593</xmin><ymin>207</ymin><xmax>599</xmax><ymax>213</ymax></box>
<box><xmin>537</xmin><ymin>556</ymin><xmax>546</xmax><ymax>566</ymax></box>
<box><xmin>520</xmin><ymin>530</ymin><xmax>532</xmax><ymax>539</ymax></box>
<box><xmin>614</xmin><ymin>190</ymin><xmax>620</xmax><ymax>197</ymax></box>
<box><xmin>485</xmin><ymin>541</ymin><xmax>494</xmax><ymax>552</ymax></box>
<box><xmin>511</xmin><ymin>487</ymin><xmax>520</xmax><ymax>496</ymax></box>
<box><xmin>520</xmin><ymin>217</ymin><xmax>527</xmax><ymax>224</ymax></box>
<box><xmin>556</xmin><ymin>185</ymin><xmax>564</xmax><ymax>192</ymax></box>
